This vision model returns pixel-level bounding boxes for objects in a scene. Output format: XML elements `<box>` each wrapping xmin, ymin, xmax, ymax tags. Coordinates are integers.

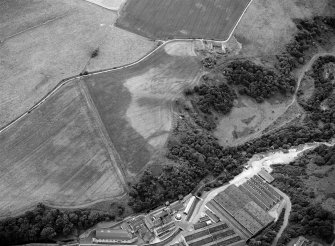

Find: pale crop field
<box><xmin>84</xmin><ymin>41</ymin><xmax>202</xmax><ymax>175</ymax></box>
<box><xmin>0</xmin><ymin>81</ymin><xmax>125</xmax><ymax>217</ymax></box>
<box><xmin>0</xmin><ymin>0</ymin><xmax>154</xmax><ymax>129</ymax></box>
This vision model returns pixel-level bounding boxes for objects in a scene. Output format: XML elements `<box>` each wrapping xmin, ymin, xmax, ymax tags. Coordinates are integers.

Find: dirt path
<box><xmin>287</xmin><ymin>51</ymin><xmax>335</xmax><ymax>109</ymax></box>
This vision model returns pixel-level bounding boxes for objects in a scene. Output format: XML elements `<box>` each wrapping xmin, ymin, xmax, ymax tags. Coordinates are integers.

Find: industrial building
<box><xmin>205</xmin><ymin>174</ymin><xmax>282</xmax><ymax>240</ymax></box>
<box><xmin>182</xmin><ymin>222</ymin><xmax>245</xmax><ymax>246</ymax></box>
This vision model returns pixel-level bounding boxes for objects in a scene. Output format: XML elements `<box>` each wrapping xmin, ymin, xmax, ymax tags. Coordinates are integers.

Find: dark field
<box><xmin>116</xmin><ymin>0</ymin><xmax>251</xmax><ymax>40</ymax></box>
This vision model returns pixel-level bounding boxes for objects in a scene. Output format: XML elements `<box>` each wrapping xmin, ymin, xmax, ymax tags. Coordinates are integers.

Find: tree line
<box><xmin>0</xmin><ymin>203</ymin><xmax>112</xmax><ymax>245</ymax></box>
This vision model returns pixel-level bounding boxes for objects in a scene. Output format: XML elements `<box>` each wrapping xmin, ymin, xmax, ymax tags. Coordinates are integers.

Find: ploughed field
<box><xmin>0</xmin><ymin>81</ymin><xmax>125</xmax><ymax>217</ymax></box>
<box><xmin>116</xmin><ymin>0</ymin><xmax>251</xmax><ymax>40</ymax></box>
<box><xmin>84</xmin><ymin>41</ymin><xmax>202</xmax><ymax>175</ymax></box>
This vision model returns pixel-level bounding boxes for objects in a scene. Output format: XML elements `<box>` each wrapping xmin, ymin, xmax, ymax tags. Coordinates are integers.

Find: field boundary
<box><xmin>77</xmin><ymin>80</ymin><xmax>129</xmax><ymax>191</ymax></box>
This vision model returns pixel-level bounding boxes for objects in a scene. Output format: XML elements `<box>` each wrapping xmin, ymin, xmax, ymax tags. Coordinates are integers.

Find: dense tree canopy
<box><xmin>224</xmin><ymin>60</ymin><xmax>296</xmax><ymax>102</ymax></box>
<box><xmin>0</xmin><ymin>204</ymin><xmax>112</xmax><ymax>245</ymax></box>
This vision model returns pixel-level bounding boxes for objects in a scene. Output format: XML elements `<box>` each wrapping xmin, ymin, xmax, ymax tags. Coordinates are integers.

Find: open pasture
<box><xmin>214</xmin><ymin>95</ymin><xmax>291</xmax><ymax>146</ymax></box>
<box><xmin>0</xmin><ymin>0</ymin><xmax>153</xmax><ymax>129</ymax></box>
<box><xmin>0</xmin><ymin>81</ymin><xmax>125</xmax><ymax>217</ymax></box>
<box><xmin>235</xmin><ymin>0</ymin><xmax>334</xmax><ymax>55</ymax></box>
<box><xmin>116</xmin><ymin>0</ymin><xmax>251</xmax><ymax>40</ymax></box>
<box><xmin>84</xmin><ymin>41</ymin><xmax>202</xmax><ymax>175</ymax></box>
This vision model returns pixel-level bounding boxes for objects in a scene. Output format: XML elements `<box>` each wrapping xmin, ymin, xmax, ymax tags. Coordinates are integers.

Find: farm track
<box><xmin>77</xmin><ymin>80</ymin><xmax>129</xmax><ymax>192</ymax></box>
<box><xmin>0</xmin><ymin>12</ymin><xmax>70</xmax><ymax>43</ymax></box>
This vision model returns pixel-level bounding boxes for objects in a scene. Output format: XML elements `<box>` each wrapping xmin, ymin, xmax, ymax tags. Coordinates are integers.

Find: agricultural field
<box><xmin>84</xmin><ymin>41</ymin><xmax>202</xmax><ymax>175</ymax></box>
<box><xmin>0</xmin><ymin>0</ymin><xmax>154</xmax><ymax>129</ymax></box>
<box><xmin>0</xmin><ymin>81</ymin><xmax>125</xmax><ymax>217</ymax></box>
<box><xmin>116</xmin><ymin>0</ymin><xmax>251</xmax><ymax>40</ymax></box>
<box><xmin>84</xmin><ymin>0</ymin><xmax>126</xmax><ymax>11</ymax></box>
<box><xmin>234</xmin><ymin>0</ymin><xmax>335</xmax><ymax>56</ymax></box>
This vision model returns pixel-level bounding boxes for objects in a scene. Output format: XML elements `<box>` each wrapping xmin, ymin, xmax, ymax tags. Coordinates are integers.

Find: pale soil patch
<box><xmin>0</xmin><ymin>0</ymin><xmax>154</xmax><ymax>129</ymax></box>
<box><xmin>84</xmin><ymin>0</ymin><xmax>126</xmax><ymax>11</ymax></box>
<box><xmin>124</xmin><ymin>42</ymin><xmax>200</xmax><ymax>148</ymax></box>
<box><xmin>214</xmin><ymin>95</ymin><xmax>291</xmax><ymax>146</ymax></box>
<box><xmin>0</xmin><ymin>81</ymin><xmax>124</xmax><ymax>217</ymax></box>
<box><xmin>234</xmin><ymin>0</ymin><xmax>333</xmax><ymax>56</ymax></box>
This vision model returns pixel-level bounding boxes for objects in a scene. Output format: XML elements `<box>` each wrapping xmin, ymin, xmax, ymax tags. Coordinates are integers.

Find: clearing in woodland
<box><xmin>0</xmin><ymin>81</ymin><xmax>125</xmax><ymax>217</ymax></box>
<box><xmin>84</xmin><ymin>41</ymin><xmax>202</xmax><ymax>175</ymax></box>
<box><xmin>116</xmin><ymin>0</ymin><xmax>251</xmax><ymax>40</ymax></box>
<box><xmin>0</xmin><ymin>0</ymin><xmax>154</xmax><ymax>129</ymax></box>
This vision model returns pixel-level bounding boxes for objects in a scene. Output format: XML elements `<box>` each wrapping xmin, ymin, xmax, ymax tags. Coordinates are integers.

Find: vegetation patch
<box><xmin>272</xmin><ymin>145</ymin><xmax>335</xmax><ymax>245</ymax></box>
<box><xmin>0</xmin><ymin>203</ymin><xmax>113</xmax><ymax>245</ymax></box>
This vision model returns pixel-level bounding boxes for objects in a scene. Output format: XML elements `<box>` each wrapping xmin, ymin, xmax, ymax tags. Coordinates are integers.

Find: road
<box><xmin>272</xmin><ymin>188</ymin><xmax>292</xmax><ymax>246</ymax></box>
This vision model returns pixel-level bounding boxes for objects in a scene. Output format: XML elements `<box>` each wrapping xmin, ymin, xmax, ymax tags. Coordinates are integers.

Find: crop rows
<box><xmin>244</xmin><ymin>202</ymin><xmax>273</xmax><ymax>226</ymax></box>
<box><xmin>207</xmin><ymin>201</ymin><xmax>252</xmax><ymax>239</ymax></box>
<box><xmin>248</xmin><ymin>179</ymin><xmax>277</xmax><ymax>205</ymax></box>
<box><xmin>233</xmin><ymin>209</ymin><xmax>262</xmax><ymax>234</ymax></box>
<box><xmin>239</xmin><ymin>185</ymin><xmax>269</xmax><ymax>211</ymax></box>
<box><xmin>185</xmin><ymin>230</ymin><xmax>209</xmax><ymax>242</ymax></box>
<box><xmin>189</xmin><ymin>229</ymin><xmax>236</xmax><ymax>246</ymax></box>
<box><xmin>208</xmin><ymin>223</ymin><xmax>229</xmax><ymax>234</ymax></box>
<box><xmin>252</xmin><ymin>176</ymin><xmax>280</xmax><ymax>202</ymax></box>
<box><xmin>243</xmin><ymin>182</ymin><xmax>272</xmax><ymax>209</ymax></box>
<box><xmin>253</xmin><ymin>175</ymin><xmax>282</xmax><ymax>201</ymax></box>
<box><xmin>246</xmin><ymin>180</ymin><xmax>274</xmax><ymax>207</ymax></box>
<box><xmin>216</xmin><ymin>236</ymin><xmax>242</xmax><ymax>246</ymax></box>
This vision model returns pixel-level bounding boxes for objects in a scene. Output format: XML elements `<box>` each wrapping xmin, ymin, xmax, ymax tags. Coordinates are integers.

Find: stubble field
<box><xmin>84</xmin><ymin>41</ymin><xmax>202</xmax><ymax>175</ymax></box>
<box><xmin>0</xmin><ymin>81</ymin><xmax>125</xmax><ymax>217</ymax></box>
<box><xmin>0</xmin><ymin>0</ymin><xmax>154</xmax><ymax>129</ymax></box>
<box><xmin>116</xmin><ymin>0</ymin><xmax>251</xmax><ymax>40</ymax></box>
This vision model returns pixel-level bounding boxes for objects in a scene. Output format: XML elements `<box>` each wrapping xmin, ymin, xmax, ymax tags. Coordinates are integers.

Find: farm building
<box><xmin>92</xmin><ymin>229</ymin><xmax>137</xmax><ymax>244</ymax></box>
<box><xmin>184</xmin><ymin>196</ymin><xmax>196</xmax><ymax>215</ymax></box>
<box><xmin>258</xmin><ymin>168</ymin><xmax>275</xmax><ymax>183</ymax></box>
<box><xmin>182</xmin><ymin>221</ymin><xmax>245</xmax><ymax>246</ymax></box>
<box><xmin>205</xmin><ymin>178</ymin><xmax>282</xmax><ymax>239</ymax></box>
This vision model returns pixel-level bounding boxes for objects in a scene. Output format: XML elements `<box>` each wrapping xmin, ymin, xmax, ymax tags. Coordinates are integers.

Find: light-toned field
<box><xmin>84</xmin><ymin>41</ymin><xmax>202</xmax><ymax>175</ymax></box>
<box><xmin>214</xmin><ymin>95</ymin><xmax>291</xmax><ymax>146</ymax></box>
<box><xmin>234</xmin><ymin>0</ymin><xmax>334</xmax><ymax>56</ymax></box>
<box><xmin>0</xmin><ymin>0</ymin><xmax>154</xmax><ymax>129</ymax></box>
<box><xmin>84</xmin><ymin>0</ymin><xmax>126</xmax><ymax>11</ymax></box>
<box><xmin>116</xmin><ymin>0</ymin><xmax>251</xmax><ymax>40</ymax></box>
<box><xmin>0</xmin><ymin>81</ymin><xmax>125</xmax><ymax>217</ymax></box>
